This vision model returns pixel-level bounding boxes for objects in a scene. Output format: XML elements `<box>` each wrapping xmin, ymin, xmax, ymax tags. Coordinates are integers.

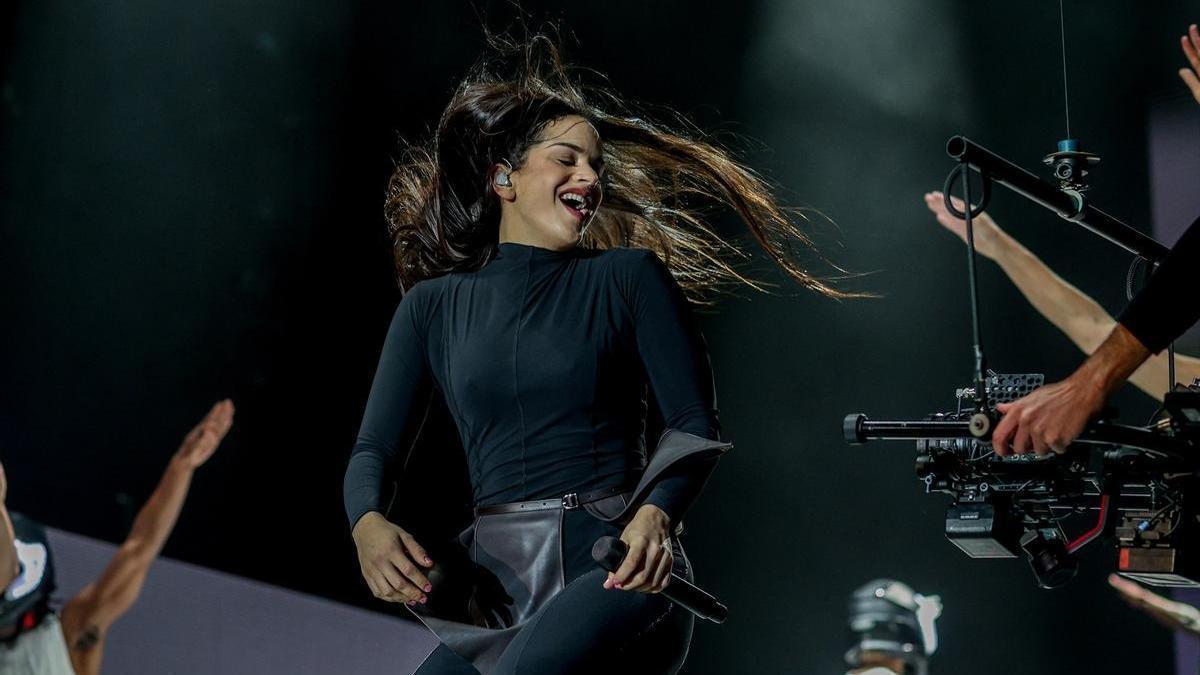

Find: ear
<box><xmin>491</xmin><ymin>163</ymin><xmax>517</xmax><ymax>202</ymax></box>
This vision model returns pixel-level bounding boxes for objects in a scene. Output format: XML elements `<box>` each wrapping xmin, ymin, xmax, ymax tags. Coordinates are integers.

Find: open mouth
<box><xmin>558</xmin><ymin>190</ymin><xmax>595</xmax><ymax>221</ymax></box>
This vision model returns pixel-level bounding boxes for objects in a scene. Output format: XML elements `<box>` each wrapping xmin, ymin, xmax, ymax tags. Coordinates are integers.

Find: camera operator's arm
<box><xmin>0</xmin><ymin>464</ymin><xmax>18</xmax><ymax>591</ymax></box>
<box><xmin>992</xmin><ymin>216</ymin><xmax>1199</xmax><ymax>455</ymax></box>
<box><xmin>993</xmin><ymin>326</ymin><xmax>1149</xmax><ymax>455</ymax></box>
<box><xmin>924</xmin><ymin>192</ymin><xmax>1200</xmax><ymax>400</ymax></box>
<box><xmin>59</xmin><ymin>400</ymin><xmax>233</xmax><ymax>675</ymax></box>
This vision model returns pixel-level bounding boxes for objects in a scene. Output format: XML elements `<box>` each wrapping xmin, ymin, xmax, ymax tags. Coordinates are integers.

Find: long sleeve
<box><xmin>343</xmin><ymin>289</ymin><xmax>434</xmax><ymax>529</ymax></box>
<box><xmin>1118</xmin><ymin>217</ymin><xmax>1200</xmax><ymax>354</ymax></box>
<box><xmin>619</xmin><ymin>250</ymin><xmax>722</xmax><ymax>522</ymax></box>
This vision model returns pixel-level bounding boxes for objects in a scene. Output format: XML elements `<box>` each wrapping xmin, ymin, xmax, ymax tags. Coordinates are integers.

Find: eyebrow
<box><xmin>546</xmin><ymin>142</ymin><xmax>605</xmax><ymax>169</ymax></box>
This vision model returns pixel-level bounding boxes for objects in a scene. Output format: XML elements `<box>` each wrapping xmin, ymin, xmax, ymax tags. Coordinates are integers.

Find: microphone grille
<box><xmin>591</xmin><ymin>536</ymin><xmax>628</xmax><ymax>572</ymax></box>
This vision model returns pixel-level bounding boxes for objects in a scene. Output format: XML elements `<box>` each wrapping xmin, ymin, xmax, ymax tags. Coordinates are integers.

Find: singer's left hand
<box><xmin>605</xmin><ymin>504</ymin><xmax>673</xmax><ymax>593</ymax></box>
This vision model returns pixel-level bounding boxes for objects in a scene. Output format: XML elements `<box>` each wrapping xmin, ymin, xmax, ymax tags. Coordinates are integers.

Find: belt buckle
<box><xmin>561</xmin><ymin>492</ymin><xmax>580</xmax><ymax>510</ymax></box>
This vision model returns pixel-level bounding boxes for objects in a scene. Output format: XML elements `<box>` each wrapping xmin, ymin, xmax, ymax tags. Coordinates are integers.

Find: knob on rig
<box><xmin>1042</xmin><ymin>139</ymin><xmax>1100</xmax><ymax>191</ymax></box>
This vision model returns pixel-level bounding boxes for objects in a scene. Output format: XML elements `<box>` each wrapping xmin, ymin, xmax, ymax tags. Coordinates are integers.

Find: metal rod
<box><xmin>945</xmin><ymin>136</ymin><xmax>1169</xmax><ymax>262</ymax></box>
<box><xmin>960</xmin><ymin>163</ymin><xmax>989</xmax><ymax>413</ymax></box>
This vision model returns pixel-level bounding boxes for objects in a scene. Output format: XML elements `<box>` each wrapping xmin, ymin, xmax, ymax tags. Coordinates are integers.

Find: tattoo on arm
<box><xmin>72</xmin><ymin>625</ymin><xmax>100</xmax><ymax>651</ymax></box>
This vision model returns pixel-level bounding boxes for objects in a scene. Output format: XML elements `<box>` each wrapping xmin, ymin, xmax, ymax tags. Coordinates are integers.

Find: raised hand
<box><xmin>351</xmin><ymin>512</ymin><xmax>434</xmax><ymax>605</ymax></box>
<box><xmin>174</xmin><ymin>399</ymin><xmax>235</xmax><ymax>469</ymax></box>
<box><xmin>604</xmin><ymin>504</ymin><xmax>673</xmax><ymax>594</ymax></box>
<box><xmin>1180</xmin><ymin>24</ymin><xmax>1200</xmax><ymax>104</ymax></box>
<box><xmin>923</xmin><ymin>191</ymin><xmax>1006</xmax><ymax>261</ymax></box>
<box><xmin>1110</xmin><ymin>574</ymin><xmax>1200</xmax><ymax>634</ymax></box>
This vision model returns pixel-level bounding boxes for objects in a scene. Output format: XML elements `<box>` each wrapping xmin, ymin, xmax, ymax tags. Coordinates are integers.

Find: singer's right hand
<box><xmin>605</xmin><ymin>504</ymin><xmax>673</xmax><ymax>594</ymax></box>
<box><xmin>923</xmin><ymin>191</ymin><xmax>1005</xmax><ymax>261</ymax></box>
<box><xmin>351</xmin><ymin>512</ymin><xmax>434</xmax><ymax>604</ymax></box>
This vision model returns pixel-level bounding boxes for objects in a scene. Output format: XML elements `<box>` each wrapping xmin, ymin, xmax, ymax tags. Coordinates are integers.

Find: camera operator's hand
<box><xmin>992</xmin><ymin>324</ymin><xmax>1149</xmax><ymax>455</ymax></box>
<box><xmin>1110</xmin><ymin>574</ymin><xmax>1200</xmax><ymax>635</ymax></box>
<box><xmin>604</xmin><ymin>504</ymin><xmax>673</xmax><ymax>594</ymax></box>
<box><xmin>923</xmin><ymin>192</ymin><xmax>1008</xmax><ymax>261</ymax></box>
<box><xmin>993</xmin><ymin>374</ymin><xmax>1103</xmax><ymax>456</ymax></box>
<box><xmin>351</xmin><ymin>511</ymin><xmax>434</xmax><ymax>605</ymax></box>
<box><xmin>1180</xmin><ymin>24</ymin><xmax>1200</xmax><ymax>104</ymax></box>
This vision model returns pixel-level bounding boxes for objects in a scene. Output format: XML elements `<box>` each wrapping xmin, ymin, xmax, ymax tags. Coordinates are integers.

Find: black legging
<box><xmin>415</xmin><ymin>570</ymin><xmax>692</xmax><ymax>674</ymax></box>
<box><xmin>412</xmin><ymin>511</ymin><xmax>695</xmax><ymax>675</ymax></box>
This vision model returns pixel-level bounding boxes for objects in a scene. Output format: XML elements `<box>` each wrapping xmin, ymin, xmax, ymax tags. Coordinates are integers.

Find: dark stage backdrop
<box><xmin>1</xmin><ymin>2</ymin><xmax>1196</xmax><ymax>673</ymax></box>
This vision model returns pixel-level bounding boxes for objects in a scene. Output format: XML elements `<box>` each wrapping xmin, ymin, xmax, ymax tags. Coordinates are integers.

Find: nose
<box><xmin>574</xmin><ymin>165</ymin><xmax>599</xmax><ymax>185</ymax></box>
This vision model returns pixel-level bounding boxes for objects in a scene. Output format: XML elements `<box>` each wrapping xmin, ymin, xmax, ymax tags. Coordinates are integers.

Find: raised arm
<box><xmin>990</xmin><ymin>215</ymin><xmax>1200</xmax><ymax>456</ymax></box>
<box><xmin>60</xmin><ymin>399</ymin><xmax>233</xmax><ymax>675</ymax></box>
<box><xmin>923</xmin><ymin>192</ymin><xmax>1200</xmax><ymax>399</ymax></box>
<box><xmin>0</xmin><ymin>464</ymin><xmax>17</xmax><ymax>591</ymax></box>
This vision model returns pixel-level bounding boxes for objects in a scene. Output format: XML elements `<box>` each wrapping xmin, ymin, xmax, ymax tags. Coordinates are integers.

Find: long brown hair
<box><xmin>385</xmin><ymin>31</ymin><xmax>857</xmax><ymax>302</ymax></box>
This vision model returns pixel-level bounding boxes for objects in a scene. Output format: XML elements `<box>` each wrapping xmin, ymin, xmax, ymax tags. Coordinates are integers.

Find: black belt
<box><xmin>475</xmin><ymin>485</ymin><xmax>629</xmax><ymax>517</ymax></box>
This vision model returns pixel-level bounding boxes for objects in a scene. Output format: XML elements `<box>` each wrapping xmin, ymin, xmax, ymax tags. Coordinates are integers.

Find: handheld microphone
<box><xmin>591</xmin><ymin>536</ymin><xmax>728</xmax><ymax>624</ymax></box>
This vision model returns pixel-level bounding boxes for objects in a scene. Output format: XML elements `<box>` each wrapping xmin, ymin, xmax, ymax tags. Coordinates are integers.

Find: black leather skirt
<box><xmin>409</xmin><ymin>430</ymin><xmax>730</xmax><ymax>675</ymax></box>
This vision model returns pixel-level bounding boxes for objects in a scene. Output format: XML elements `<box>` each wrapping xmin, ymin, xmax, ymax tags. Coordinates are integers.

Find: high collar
<box><xmin>488</xmin><ymin>242</ymin><xmax>579</xmax><ymax>269</ymax></box>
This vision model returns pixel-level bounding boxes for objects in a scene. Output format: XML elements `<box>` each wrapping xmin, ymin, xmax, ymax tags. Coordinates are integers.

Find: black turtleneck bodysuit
<box><xmin>344</xmin><ymin>243</ymin><xmax>720</xmax><ymax>529</ymax></box>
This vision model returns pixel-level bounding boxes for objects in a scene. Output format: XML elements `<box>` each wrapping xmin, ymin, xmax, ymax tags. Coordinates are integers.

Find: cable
<box><xmin>1058</xmin><ymin>0</ymin><xmax>1071</xmax><ymax>138</ymax></box>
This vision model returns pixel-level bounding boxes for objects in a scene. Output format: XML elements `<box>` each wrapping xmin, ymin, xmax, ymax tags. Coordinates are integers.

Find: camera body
<box><xmin>847</xmin><ymin>374</ymin><xmax>1200</xmax><ymax>588</ymax></box>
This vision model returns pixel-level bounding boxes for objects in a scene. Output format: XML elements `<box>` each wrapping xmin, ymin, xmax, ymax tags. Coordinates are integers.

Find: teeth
<box><xmin>561</xmin><ymin>192</ymin><xmax>586</xmax><ymax>207</ymax></box>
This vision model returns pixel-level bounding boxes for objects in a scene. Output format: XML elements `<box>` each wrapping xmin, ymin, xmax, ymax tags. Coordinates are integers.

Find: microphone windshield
<box><xmin>591</xmin><ymin>536</ymin><xmax>628</xmax><ymax>572</ymax></box>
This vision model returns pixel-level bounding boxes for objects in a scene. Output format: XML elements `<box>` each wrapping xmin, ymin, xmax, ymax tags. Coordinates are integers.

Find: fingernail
<box><xmin>419</xmin><ymin>596</ymin><xmax>427</xmax><ymax>604</ymax></box>
<box><xmin>614</xmin><ymin>582</ymin><xmax>623</xmax><ymax>589</ymax></box>
<box><xmin>424</xmin><ymin>557</ymin><xmax>433</xmax><ymax>565</ymax></box>
<box><xmin>406</xmin><ymin>601</ymin><xmax>415</xmax><ymax>607</ymax></box>
<box><xmin>424</xmin><ymin>584</ymin><xmax>432</xmax><ymax>592</ymax></box>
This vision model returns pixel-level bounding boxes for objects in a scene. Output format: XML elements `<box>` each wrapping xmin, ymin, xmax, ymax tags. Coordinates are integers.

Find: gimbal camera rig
<box><xmin>843</xmin><ymin>135</ymin><xmax>1200</xmax><ymax>589</ymax></box>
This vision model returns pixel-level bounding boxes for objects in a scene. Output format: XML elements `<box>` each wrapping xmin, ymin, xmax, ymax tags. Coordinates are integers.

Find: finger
<box><xmin>206</xmin><ymin>402</ymin><xmax>234</xmax><ymax>439</ymax></box>
<box><xmin>1108</xmin><ymin>573</ymin><xmax>1136</xmax><ymax>593</ymax></box>
<box><xmin>401</xmin><ymin>533</ymin><xmax>434</xmax><ymax>568</ymax></box>
<box><xmin>649</xmin><ymin>549</ymin><xmax>674</xmax><ymax>593</ymax></box>
<box><xmin>366</xmin><ymin>571</ymin><xmax>404</xmax><ymax>603</ymax></box>
<box><xmin>1186</xmin><ymin>27</ymin><xmax>1200</xmax><ymax>68</ymax></box>
<box><xmin>1031</xmin><ymin>431</ymin><xmax>1050</xmax><ymax>457</ymax></box>
<box><xmin>212</xmin><ymin>400</ymin><xmax>235</xmax><ymax>436</ymax></box>
<box><xmin>926</xmin><ymin>190</ymin><xmax>954</xmax><ymax>215</ymax></box>
<box><xmin>610</xmin><ymin>540</ymin><xmax>646</xmax><ymax>588</ymax></box>
<box><xmin>202</xmin><ymin>401</ymin><xmax>224</xmax><ymax>426</ymax></box>
<box><xmin>625</xmin><ymin>543</ymin><xmax>661</xmax><ymax>592</ymax></box>
<box><xmin>392</xmin><ymin>555</ymin><xmax>432</xmax><ymax>596</ymax></box>
<box><xmin>1180</xmin><ymin>68</ymin><xmax>1200</xmax><ymax>104</ymax></box>
<box><xmin>182</xmin><ymin>425</ymin><xmax>204</xmax><ymax>448</ymax></box>
<box><xmin>1012</xmin><ymin>421</ymin><xmax>1033</xmax><ymax>455</ymax></box>
<box><xmin>382</xmin><ymin>562</ymin><xmax>425</xmax><ymax>603</ymax></box>
<box><xmin>992</xmin><ymin>407</ymin><xmax>1014</xmax><ymax>456</ymax></box>
<box><xmin>1139</xmin><ymin>592</ymin><xmax>1179</xmax><ymax>614</ymax></box>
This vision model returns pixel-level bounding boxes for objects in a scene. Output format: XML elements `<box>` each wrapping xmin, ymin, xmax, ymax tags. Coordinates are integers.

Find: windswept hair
<box><xmin>386</xmin><ymin>31</ymin><xmax>857</xmax><ymax>302</ymax></box>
